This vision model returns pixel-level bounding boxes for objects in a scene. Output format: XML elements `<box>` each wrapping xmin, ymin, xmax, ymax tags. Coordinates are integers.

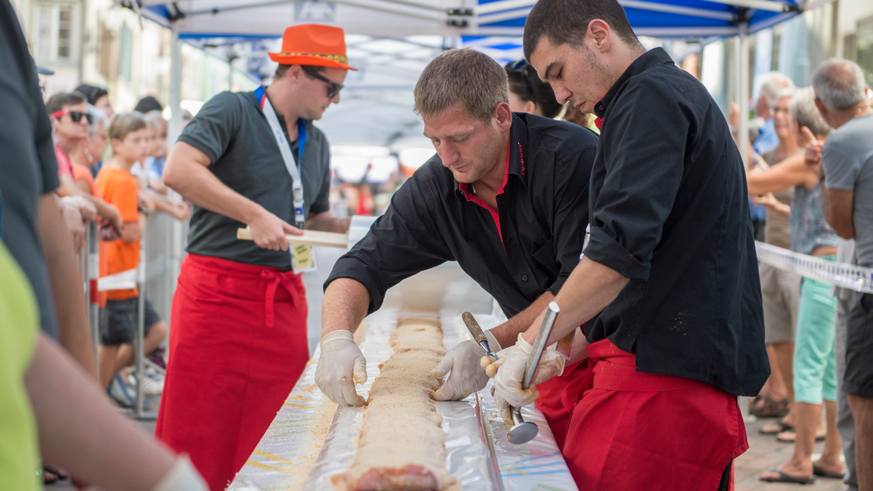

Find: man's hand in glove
<box><xmin>483</xmin><ymin>333</ymin><xmax>565</xmax><ymax>425</ymax></box>
<box><xmin>431</xmin><ymin>330</ymin><xmax>501</xmax><ymax>401</ymax></box>
<box><xmin>315</xmin><ymin>330</ymin><xmax>367</xmax><ymax>406</ymax></box>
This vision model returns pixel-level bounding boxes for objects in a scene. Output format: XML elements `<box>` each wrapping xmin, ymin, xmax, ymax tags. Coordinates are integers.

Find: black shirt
<box><xmin>326</xmin><ymin>114</ymin><xmax>598</xmax><ymax>317</ymax></box>
<box><xmin>179</xmin><ymin>91</ymin><xmax>331</xmax><ymax>270</ymax></box>
<box><xmin>585</xmin><ymin>48</ymin><xmax>768</xmax><ymax>397</ymax></box>
<box><xmin>0</xmin><ymin>1</ymin><xmax>61</xmax><ymax>337</ymax></box>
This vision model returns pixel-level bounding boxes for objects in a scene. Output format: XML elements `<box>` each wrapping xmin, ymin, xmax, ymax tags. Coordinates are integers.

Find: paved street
<box><xmin>736</xmin><ymin>412</ymin><xmax>848</xmax><ymax>491</ymax></box>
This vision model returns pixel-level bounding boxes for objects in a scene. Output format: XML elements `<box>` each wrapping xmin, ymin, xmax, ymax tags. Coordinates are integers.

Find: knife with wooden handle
<box><xmin>462</xmin><ymin>312</ymin><xmax>498</xmax><ymax>362</ymax></box>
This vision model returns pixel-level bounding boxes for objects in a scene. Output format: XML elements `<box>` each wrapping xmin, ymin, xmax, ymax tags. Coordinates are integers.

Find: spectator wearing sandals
<box><xmin>808</xmin><ymin>58</ymin><xmax>873</xmax><ymax>491</ymax></box>
<box><xmin>749</xmin><ymin>87</ymin><xmax>802</xmax><ymax>422</ymax></box>
<box><xmin>749</xmin><ymin>87</ymin><xmax>844</xmax><ymax>485</ymax></box>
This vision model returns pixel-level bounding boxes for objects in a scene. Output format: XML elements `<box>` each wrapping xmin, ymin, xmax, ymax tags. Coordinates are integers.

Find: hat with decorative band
<box><xmin>268</xmin><ymin>24</ymin><xmax>357</xmax><ymax>71</ymax></box>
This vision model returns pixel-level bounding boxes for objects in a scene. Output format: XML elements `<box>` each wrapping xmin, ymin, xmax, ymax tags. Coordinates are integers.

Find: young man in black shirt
<box><xmin>488</xmin><ymin>0</ymin><xmax>769</xmax><ymax>489</ymax></box>
<box><xmin>317</xmin><ymin>48</ymin><xmax>598</xmax><ymax>448</ymax></box>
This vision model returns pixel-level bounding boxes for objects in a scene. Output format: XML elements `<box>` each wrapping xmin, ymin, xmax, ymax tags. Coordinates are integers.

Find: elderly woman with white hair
<box><xmin>747</xmin><ymin>86</ymin><xmax>844</xmax><ymax>484</ymax></box>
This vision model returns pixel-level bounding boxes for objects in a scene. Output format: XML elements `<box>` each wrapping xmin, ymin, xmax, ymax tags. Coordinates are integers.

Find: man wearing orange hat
<box><xmin>158</xmin><ymin>24</ymin><xmax>353</xmax><ymax>490</ymax></box>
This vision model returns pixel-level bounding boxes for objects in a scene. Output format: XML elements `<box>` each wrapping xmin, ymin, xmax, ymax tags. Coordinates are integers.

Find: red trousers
<box><xmin>155</xmin><ymin>254</ymin><xmax>309</xmax><ymax>491</ymax></box>
<box><xmin>560</xmin><ymin>339</ymin><xmax>747</xmax><ymax>491</ymax></box>
<box><xmin>535</xmin><ymin>359</ymin><xmax>587</xmax><ymax>449</ymax></box>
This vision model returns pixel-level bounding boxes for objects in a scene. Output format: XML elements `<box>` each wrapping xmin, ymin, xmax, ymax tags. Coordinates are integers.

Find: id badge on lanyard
<box><xmin>255</xmin><ymin>85</ymin><xmax>316</xmax><ymax>273</ymax></box>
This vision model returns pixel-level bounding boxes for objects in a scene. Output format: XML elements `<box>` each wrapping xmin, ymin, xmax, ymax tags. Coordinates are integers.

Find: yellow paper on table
<box><xmin>291</xmin><ymin>244</ymin><xmax>316</xmax><ymax>273</ymax></box>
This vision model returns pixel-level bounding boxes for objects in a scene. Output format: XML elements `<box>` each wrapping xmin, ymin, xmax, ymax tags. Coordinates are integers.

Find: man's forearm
<box><xmin>163</xmin><ymin>143</ymin><xmax>265</xmax><ymax>226</ymax></box>
<box><xmin>821</xmin><ymin>182</ymin><xmax>856</xmax><ymax>239</ymax></box>
<box><xmin>489</xmin><ymin>292</ymin><xmax>554</xmax><ymax>348</ymax></box>
<box><xmin>321</xmin><ymin>278</ymin><xmax>372</xmax><ymax>339</ymax></box>
<box><xmin>821</xmin><ymin>180</ymin><xmax>834</xmax><ymax>227</ymax></box>
<box><xmin>522</xmin><ymin>257</ymin><xmax>629</xmax><ymax>346</ymax></box>
<box><xmin>37</xmin><ymin>195</ymin><xmax>98</xmax><ymax>379</ymax></box>
<box><xmin>306</xmin><ymin>211</ymin><xmax>351</xmax><ymax>233</ymax></box>
<box><xmin>86</xmin><ymin>196</ymin><xmax>115</xmax><ymax>219</ymax></box>
<box><xmin>25</xmin><ymin>335</ymin><xmax>173</xmax><ymax>490</ymax></box>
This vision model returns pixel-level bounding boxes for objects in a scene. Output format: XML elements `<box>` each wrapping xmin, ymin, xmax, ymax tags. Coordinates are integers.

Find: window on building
<box><xmin>98</xmin><ymin>19</ymin><xmax>116</xmax><ymax>80</ymax></box>
<box><xmin>858</xmin><ymin>17</ymin><xmax>873</xmax><ymax>88</ymax></box>
<box><xmin>57</xmin><ymin>6</ymin><xmax>72</xmax><ymax>59</ymax></box>
<box><xmin>31</xmin><ymin>2</ymin><xmax>77</xmax><ymax>64</ymax></box>
<box><xmin>118</xmin><ymin>21</ymin><xmax>133</xmax><ymax>82</ymax></box>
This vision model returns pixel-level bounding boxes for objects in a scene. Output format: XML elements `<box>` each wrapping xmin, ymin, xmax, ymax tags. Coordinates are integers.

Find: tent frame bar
<box><xmin>177</xmin><ymin>0</ymin><xmax>445</xmax><ymax>20</ymax></box>
<box><xmin>469</xmin><ymin>25</ymin><xmax>741</xmax><ymax>37</ymax></box>
<box><xmin>476</xmin><ymin>0</ymin><xmax>736</xmax><ymax>21</ymax></box>
<box><xmin>139</xmin><ymin>0</ymin><xmax>446</xmax><ymax>12</ymax></box>
<box><xmin>735</xmin><ymin>21</ymin><xmax>751</xmax><ymax>169</ymax></box>
<box><xmin>705</xmin><ymin>0</ymin><xmax>795</xmax><ymax>12</ymax></box>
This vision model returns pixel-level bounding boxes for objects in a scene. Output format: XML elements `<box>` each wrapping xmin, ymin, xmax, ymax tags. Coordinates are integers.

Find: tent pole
<box><xmin>736</xmin><ymin>21</ymin><xmax>750</xmax><ymax>169</ymax></box>
<box><xmin>167</xmin><ymin>19</ymin><xmax>185</xmax><ymax>325</ymax></box>
<box><xmin>168</xmin><ymin>20</ymin><xmax>183</xmax><ymax>150</ymax></box>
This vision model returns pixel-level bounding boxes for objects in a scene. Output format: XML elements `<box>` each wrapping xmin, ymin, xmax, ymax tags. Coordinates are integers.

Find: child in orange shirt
<box><xmin>96</xmin><ymin>113</ymin><xmax>167</xmax><ymax>405</ymax></box>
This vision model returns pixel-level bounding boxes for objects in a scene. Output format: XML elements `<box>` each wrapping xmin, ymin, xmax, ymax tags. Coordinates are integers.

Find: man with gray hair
<box><xmin>754</xmin><ymin>71</ymin><xmax>796</xmax><ymax>155</ymax></box>
<box><xmin>317</xmin><ymin>48</ymin><xmax>598</xmax><ymax>449</ymax></box>
<box><xmin>807</xmin><ymin>57</ymin><xmax>873</xmax><ymax>491</ymax></box>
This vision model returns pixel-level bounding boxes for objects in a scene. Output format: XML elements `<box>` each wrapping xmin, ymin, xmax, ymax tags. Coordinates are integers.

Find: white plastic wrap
<box><xmin>302</xmin><ymin>310</ymin><xmax>503</xmax><ymax>490</ymax></box>
<box><xmin>229</xmin><ymin>310</ymin><xmax>577</xmax><ymax>491</ymax></box>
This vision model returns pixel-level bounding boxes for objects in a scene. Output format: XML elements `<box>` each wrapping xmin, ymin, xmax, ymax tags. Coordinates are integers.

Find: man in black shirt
<box><xmin>488</xmin><ymin>0</ymin><xmax>769</xmax><ymax>489</ymax></box>
<box><xmin>317</xmin><ymin>48</ymin><xmax>597</xmax><ymax>447</ymax></box>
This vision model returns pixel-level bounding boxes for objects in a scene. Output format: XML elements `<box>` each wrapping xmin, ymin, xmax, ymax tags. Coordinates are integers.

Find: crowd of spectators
<box><xmin>0</xmin><ymin>4</ymin><xmax>208</xmax><ymax>488</ymax></box>
<box><xmin>37</xmin><ymin>85</ymin><xmax>193</xmax><ymax>482</ymax></box>
<box><xmin>742</xmin><ymin>62</ymin><xmax>873</xmax><ymax>488</ymax></box>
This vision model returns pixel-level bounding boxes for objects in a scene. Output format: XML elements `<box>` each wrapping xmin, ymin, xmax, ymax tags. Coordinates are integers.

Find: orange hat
<box><xmin>268</xmin><ymin>24</ymin><xmax>357</xmax><ymax>71</ymax></box>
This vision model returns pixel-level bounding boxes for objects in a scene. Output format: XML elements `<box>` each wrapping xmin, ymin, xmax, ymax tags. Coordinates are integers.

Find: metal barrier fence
<box><xmin>78</xmin><ymin>210</ymin><xmax>188</xmax><ymax>419</ymax></box>
<box><xmin>143</xmin><ymin>210</ymin><xmax>189</xmax><ymax>323</ymax></box>
<box><xmin>78</xmin><ymin>222</ymin><xmax>101</xmax><ymax>366</ymax></box>
<box><xmin>756</xmin><ymin>241</ymin><xmax>873</xmax><ymax>293</ymax></box>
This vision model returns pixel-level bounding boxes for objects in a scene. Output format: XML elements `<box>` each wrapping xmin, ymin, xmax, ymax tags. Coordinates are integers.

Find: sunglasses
<box><xmin>302</xmin><ymin>66</ymin><xmax>344</xmax><ymax>99</ymax></box>
<box><xmin>52</xmin><ymin>109</ymin><xmax>93</xmax><ymax>124</ymax></box>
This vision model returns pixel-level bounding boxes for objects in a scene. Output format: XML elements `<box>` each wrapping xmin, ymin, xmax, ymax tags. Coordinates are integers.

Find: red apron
<box><xmin>155</xmin><ymin>254</ymin><xmax>309</xmax><ymax>491</ymax></box>
<box><xmin>560</xmin><ymin>339</ymin><xmax>747</xmax><ymax>491</ymax></box>
<box><xmin>535</xmin><ymin>359</ymin><xmax>588</xmax><ymax>449</ymax></box>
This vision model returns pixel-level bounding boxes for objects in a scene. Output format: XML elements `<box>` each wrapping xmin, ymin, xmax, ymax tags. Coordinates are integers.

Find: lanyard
<box><xmin>255</xmin><ymin>85</ymin><xmax>307</xmax><ymax>229</ymax></box>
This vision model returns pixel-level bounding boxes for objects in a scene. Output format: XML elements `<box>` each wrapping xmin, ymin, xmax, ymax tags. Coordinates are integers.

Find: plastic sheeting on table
<box><xmin>228</xmin><ymin>310</ymin><xmax>578</xmax><ymax>491</ymax></box>
<box><xmin>302</xmin><ymin>309</ymin><xmax>503</xmax><ymax>490</ymax></box>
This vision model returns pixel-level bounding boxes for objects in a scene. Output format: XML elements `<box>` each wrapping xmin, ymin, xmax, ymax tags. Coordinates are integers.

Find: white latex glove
<box><xmin>486</xmin><ymin>333</ymin><xmax>565</xmax><ymax>425</ymax></box>
<box><xmin>431</xmin><ymin>331</ymin><xmax>501</xmax><ymax>401</ymax></box>
<box><xmin>151</xmin><ymin>455</ymin><xmax>208</xmax><ymax>491</ymax></box>
<box><xmin>315</xmin><ymin>330</ymin><xmax>367</xmax><ymax>406</ymax></box>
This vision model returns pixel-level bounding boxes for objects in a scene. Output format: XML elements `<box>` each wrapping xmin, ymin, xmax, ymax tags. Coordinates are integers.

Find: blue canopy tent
<box><xmin>119</xmin><ymin>0</ymin><xmax>833</xmax><ymax>149</ymax></box>
<box><xmin>471</xmin><ymin>0</ymin><xmax>814</xmax><ymax>37</ymax></box>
